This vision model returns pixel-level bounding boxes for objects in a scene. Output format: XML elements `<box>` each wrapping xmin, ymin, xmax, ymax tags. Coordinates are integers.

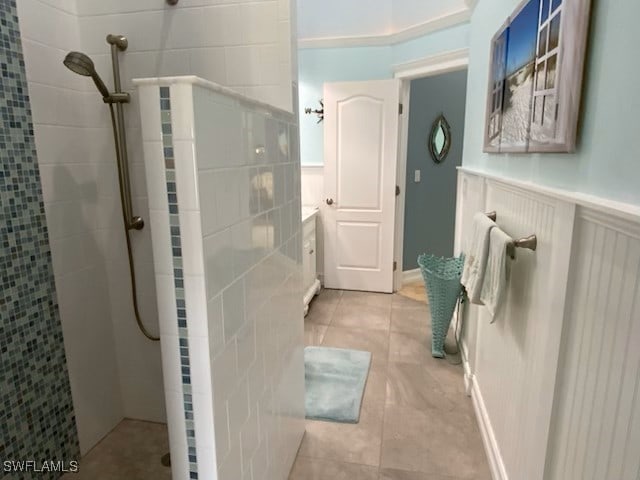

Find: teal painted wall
<box><xmin>462</xmin><ymin>0</ymin><xmax>640</xmax><ymax>206</ymax></box>
<box><xmin>298</xmin><ymin>46</ymin><xmax>393</xmax><ymax>166</ymax></box>
<box><xmin>298</xmin><ymin>23</ymin><xmax>470</xmax><ymax>166</ymax></box>
<box><xmin>393</xmin><ymin>23</ymin><xmax>470</xmax><ymax>65</ymax></box>
<box><xmin>403</xmin><ymin>70</ymin><xmax>468</xmax><ymax>270</ymax></box>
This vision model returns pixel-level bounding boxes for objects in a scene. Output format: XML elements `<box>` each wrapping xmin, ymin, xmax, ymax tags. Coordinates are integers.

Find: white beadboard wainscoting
<box><xmin>136</xmin><ymin>76</ymin><xmax>305</xmax><ymax>480</ymax></box>
<box><xmin>456</xmin><ymin>167</ymin><xmax>640</xmax><ymax>480</ymax></box>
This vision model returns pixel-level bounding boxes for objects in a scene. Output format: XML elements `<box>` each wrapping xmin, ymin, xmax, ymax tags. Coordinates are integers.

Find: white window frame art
<box><xmin>483</xmin><ymin>0</ymin><xmax>592</xmax><ymax>153</ymax></box>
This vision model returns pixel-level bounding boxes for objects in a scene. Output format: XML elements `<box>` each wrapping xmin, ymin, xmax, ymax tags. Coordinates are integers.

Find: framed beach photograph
<box><xmin>483</xmin><ymin>0</ymin><xmax>592</xmax><ymax>153</ymax></box>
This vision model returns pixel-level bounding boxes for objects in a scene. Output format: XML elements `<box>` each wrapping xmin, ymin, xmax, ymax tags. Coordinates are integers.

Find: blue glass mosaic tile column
<box><xmin>0</xmin><ymin>0</ymin><xmax>80</xmax><ymax>476</ymax></box>
<box><xmin>159</xmin><ymin>86</ymin><xmax>198</xmax><ymax>480</ymax></box>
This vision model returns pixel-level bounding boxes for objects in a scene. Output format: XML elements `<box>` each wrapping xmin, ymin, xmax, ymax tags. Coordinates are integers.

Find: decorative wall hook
<box><xmin>304</xmin><ymin>100</ymin><xmax>324</xmax><ymax>123</ymax></box>
<box><xmin>167</xmin><ymin>0</ymin><xmax>178</xmax><ymax>5</ymax></box>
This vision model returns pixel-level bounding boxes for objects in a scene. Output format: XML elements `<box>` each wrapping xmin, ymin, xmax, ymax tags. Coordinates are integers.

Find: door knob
<box><xmin>326</xmin><ymin>198</ymin><xmax>334</xmax><ymax>205</ymax></box>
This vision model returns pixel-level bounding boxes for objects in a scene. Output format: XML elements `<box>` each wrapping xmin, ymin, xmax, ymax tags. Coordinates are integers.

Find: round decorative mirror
<box><xmin>428</xmin><ymin>114</ymin><xmax>452</xmax><ymax>164</ymax></box>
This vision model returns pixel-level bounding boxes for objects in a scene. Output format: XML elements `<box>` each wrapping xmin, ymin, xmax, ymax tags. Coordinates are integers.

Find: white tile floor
<box><xmin>64</xmin><ymin>289</ymin><xmax>490</xmax><ymax>480</ymax></box>
<box><xmin>293</xmin><ymin>289</ymin><xmax>491</xmax><ymax>480</ymax></box>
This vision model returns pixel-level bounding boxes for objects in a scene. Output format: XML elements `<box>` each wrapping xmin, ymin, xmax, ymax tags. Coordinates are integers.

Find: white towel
<box><xmin>480</xmin><ymin>227</ymin><xmax>512</xmax><ymax>321</ymax></box>
<box><xmin>461</xmin><ymin>213</ymin><xmax>496</xmax><ymax>304</ymax></box>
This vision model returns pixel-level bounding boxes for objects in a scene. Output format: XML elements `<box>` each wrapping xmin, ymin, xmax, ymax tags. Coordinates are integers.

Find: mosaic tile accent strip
<box><xmin>0</xmin><ymin>0</ymin><xmax>79</xmax><ymax>475</ymax></box>
<box><xmin>159</xmin><ymin>86</ymin><xmax>198</xmax><ymax>480</ymax></box>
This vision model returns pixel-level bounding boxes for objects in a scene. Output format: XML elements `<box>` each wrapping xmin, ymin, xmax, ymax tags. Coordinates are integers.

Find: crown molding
<box><xmin>298</xmin><ymin>7</ymin><xmax>472</xmax><ymax>50</ymax></box>
<box><xmin>392</xmin><ymin>8</ymin><xmax>471</xmax><ymax>44</ymax></box>
<box><xmin>464</xmin><ymin>0</ymin><xmax>480</xmax><ymax>13</ymax></box>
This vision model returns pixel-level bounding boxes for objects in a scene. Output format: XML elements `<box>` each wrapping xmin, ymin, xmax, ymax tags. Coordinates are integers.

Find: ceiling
<box><xmin>297</xmin><ymin>0</ymin><xmax>470</xmax><ymax>41</ymax></box>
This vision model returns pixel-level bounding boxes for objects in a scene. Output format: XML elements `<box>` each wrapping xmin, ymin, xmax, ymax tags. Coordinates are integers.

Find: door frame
<box><xmin>392</xmin><ymin>48</ymin><xmax>470</xmax><ymax>291</ymax></box>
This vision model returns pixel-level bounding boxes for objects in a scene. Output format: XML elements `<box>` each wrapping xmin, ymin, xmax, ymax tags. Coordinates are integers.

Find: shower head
<box><xmin>63</xmin><ymin>51</ymin><xmax>94</xmax><ymax>76</ymax></box>
<box><xmin>63</xmin><ymin>51</ymin><xmax>111</xmax><ymax>99</ymax></box>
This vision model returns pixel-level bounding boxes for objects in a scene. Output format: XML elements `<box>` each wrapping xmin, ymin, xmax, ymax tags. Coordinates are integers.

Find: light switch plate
<box><xmin>414</xmin><ymin>170</ymin><xmax>421</xmax><ymax>182</ymax></box>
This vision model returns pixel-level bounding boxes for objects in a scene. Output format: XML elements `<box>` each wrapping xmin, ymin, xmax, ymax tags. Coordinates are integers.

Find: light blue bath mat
<box><xmin>304</xmin><ymin>346</ymin><xmax>372</xmax><ymax>423</ymax></box>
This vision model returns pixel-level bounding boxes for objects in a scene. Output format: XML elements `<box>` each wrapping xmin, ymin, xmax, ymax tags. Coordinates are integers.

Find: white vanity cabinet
<box><xmin>301</xmin><ymin>207</ymin><xmax>321</xmax><ymax>315</ymax></box>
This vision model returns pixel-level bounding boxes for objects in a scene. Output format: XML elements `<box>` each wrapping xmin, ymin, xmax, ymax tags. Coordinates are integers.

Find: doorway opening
<box><xmin>394</xmin><ymin>60</ymin><xmax>470</xmax><ymax>293</ymax></box>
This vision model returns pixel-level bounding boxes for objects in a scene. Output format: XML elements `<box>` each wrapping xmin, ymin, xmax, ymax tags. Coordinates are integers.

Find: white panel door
<box><xmin>323</xmin><ymin>80</ymin><xmax>400</xmax><ymax>293</ymax></box>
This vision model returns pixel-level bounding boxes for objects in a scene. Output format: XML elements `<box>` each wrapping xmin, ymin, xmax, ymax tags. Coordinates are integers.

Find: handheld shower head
<box><xmin>63</xmin><ymin>51</ymin><xmax>94</xmax><ymax>76</ymax></box>
<box><xmin>63</xmin><ymin>51</ymin><xmax>111</xmax><ymax>99</ymax></box>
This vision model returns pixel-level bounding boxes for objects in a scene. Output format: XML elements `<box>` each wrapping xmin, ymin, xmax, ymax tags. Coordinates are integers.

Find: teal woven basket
<box><xmin>417</xmin><ymin>253</ymin><xmax>465</xmax><ymax>358</ymax></box>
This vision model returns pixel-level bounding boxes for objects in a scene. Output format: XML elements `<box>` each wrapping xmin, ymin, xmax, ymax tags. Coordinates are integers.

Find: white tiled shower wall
<box><xmin>77</xmin><ymin>0</ymin><xmax>296</xmax><ymax>112</ymax></box>
<box><xmin>16</xmin><ymin>0</ymin><xmax>297</xmax><ymax>454</ymax></box>
<box><xmin>137</xmin><ymin>77</ymin><xmax>305</xmax><ymax>480</ymax></box>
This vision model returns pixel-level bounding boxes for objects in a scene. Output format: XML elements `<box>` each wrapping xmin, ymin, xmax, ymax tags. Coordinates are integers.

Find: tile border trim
<box><xmin>159</xmin><ymin>85</ymin><xmax>199</xmax><ymax>480</ymax></box>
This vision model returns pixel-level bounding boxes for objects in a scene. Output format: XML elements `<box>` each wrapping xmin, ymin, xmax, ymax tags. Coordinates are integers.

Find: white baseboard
<box><xmin>402</xmin><ymin>268</ymin><xmax>422</xmax><ymax>284</ymax></box>
<box><xmin>471</xmin><ymin>378</ymin><xmax>508</xmax><ymax>480</ymax></box>
<box><xmin>303</xmin><ymin>279</ymin><xmax>321</xmax><ymax>316</ymax></box>
<box><xmin>461</xmin><ymin>342</ymin><xmax>473</xmax><ymax>397</ymax></box>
